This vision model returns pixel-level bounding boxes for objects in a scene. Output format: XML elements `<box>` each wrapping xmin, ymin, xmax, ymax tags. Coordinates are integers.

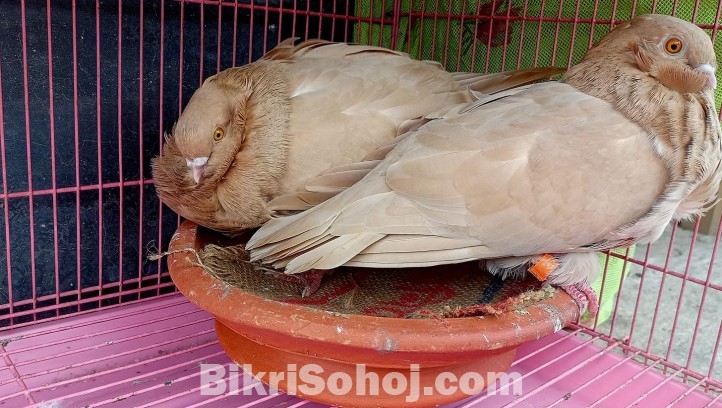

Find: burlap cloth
<box><xmin>196</xmin><ymin>227</ymin><xmax>556</xmax><ymax>319</ymax></box>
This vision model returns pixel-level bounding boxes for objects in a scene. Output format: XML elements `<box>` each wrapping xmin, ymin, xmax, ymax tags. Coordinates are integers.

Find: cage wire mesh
<box><xmin>0</xmin><ymin>0</ymin><xmax>721</xmax><ymax>402</ymax></box>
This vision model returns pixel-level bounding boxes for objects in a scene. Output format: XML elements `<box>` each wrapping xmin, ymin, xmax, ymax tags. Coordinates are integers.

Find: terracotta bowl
<box><xmin>168</xmin><ymin>221</ymin><xmax>580</xmax><ymax>407</ymax></box>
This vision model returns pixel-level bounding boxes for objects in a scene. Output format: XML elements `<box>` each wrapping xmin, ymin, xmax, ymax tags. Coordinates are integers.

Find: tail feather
<box><xmin>267</xmin><ymin>191</ymin><xmax>337</xmax><ymax>212</ymax></box>
<box><xmin>452</xmin><ymin>66</ymin><xmax>564</xmax><ymax>94</ymax></box>
<box><xmin>305</xmin><ymin>169</ymin><xmax>375</xmax><ymax>193</ymax></box>
<box><xmin>268</xmin><ymin>160</ymin><xmax>383</xmax><ymax>212</ymax></box>
<box><xmin>313</xmin><ymin>160</ymin><xmax>381</xmax><ymax>174</ymax></box>
<box><xmin>360</xmin><ymin>234</ymin><xmax>482</xmax><ymax>253</ymax></box>
<box><xmin>362</xmin><ymin>133</ymin><xmax>414</xmax><ymax>161</ymax></box>
<box><xmin>284</xmin><ymin>233</ymin><xmax>385</xmax><ymax>273</ymax></box>
<box><xmin>250</xmin><ymin>187</ymin><xmax>390</xmax><ymax>251</ymax></box>
<box><xmin>247</xmin><ymin>213</ymin><xmax>337</xmax><ymax>255</ymax></box>
<box><xmin>261</xmin><ymin>234</ymin><xmax>336</xmax><ymax>265</ymax></box>
<box><xmin>346</xmin><ymin>244</ymin><xmax>492</xmax><ymax>267</ymax></box>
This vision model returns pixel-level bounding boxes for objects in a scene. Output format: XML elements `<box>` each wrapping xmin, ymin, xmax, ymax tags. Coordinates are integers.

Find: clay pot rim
<box><xmin>169</xmin><ymin>221</ymin><xmax>580</xmax><ymax>354</ymax></box>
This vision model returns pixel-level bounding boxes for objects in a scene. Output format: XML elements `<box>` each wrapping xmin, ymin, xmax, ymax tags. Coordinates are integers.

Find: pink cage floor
<box><xmin>0</xmin><ymin>293</ymin><xmax>719</xmax><ymax>408</ymax></box>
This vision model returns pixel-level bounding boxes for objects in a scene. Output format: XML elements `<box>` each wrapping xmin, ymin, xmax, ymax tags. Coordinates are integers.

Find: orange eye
<box><xmin>213</xmin><ymin>127</ymin><xmax>224</xmax><ymax>141</ymax></box>
<box><xmin>665</xmin><ymin>37</ymin><xmax>683</xmax><ymax>54</ymax></box>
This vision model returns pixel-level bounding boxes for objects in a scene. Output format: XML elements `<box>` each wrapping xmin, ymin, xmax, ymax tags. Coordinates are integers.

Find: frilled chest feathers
<box><xmin>164</xmin><ymin>62</ymin><xmax>291</xmax><ymax>190</ymax></box>
<box><xmin>152</xmin><ymin>61</ymin><xmax>292</xmax><ymax>232</ymax></box>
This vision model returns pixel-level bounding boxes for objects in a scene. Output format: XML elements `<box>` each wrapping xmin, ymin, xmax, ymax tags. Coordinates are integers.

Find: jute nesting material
<box><xmin>193</xmin><ymin>230</ymin><xmax>556</xmax><ymax>319</ymax></box>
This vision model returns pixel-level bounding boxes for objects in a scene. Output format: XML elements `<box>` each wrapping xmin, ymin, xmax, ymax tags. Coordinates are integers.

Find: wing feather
<box><xmin>250</xmin><ymin>82</ymin><xmax>668</xmax><ymax>273</ymax></box>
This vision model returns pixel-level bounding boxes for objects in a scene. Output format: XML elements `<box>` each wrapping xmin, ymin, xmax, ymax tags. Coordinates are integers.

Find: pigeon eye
<box><xmin>213</xmin><ymin>127</ymin><xmax>224</xmax><ymax>141</ymax></box>
<box><xmin>665</xmin><ymin>37</ymin><xmax>683</xmax><ymax>54</ymax></box>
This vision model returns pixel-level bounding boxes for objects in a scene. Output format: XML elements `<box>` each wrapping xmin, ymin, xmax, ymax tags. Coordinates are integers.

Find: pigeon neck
<box><xmin>563</xmin><ymin>57</ymin><xmax>712</xmax><ymax>181</ymax></box>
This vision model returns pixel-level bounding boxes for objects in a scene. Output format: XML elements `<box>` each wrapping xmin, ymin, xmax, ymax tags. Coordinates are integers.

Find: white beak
<box><xmin>186</xmin><ymin>157</ymin><xmax>209</xmax><ymax>184</ymax></box>
<box><xmin>695</xmin><ymin>64</ymin><xmax>717</xmax><ymax>89</ymax></box>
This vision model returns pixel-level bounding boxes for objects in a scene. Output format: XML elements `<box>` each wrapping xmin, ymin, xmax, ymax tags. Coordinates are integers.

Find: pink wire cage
<box><xmin>0</xmin><ymin>0</ymin><xmax>721</xmax><ymax>406</ymax></box>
